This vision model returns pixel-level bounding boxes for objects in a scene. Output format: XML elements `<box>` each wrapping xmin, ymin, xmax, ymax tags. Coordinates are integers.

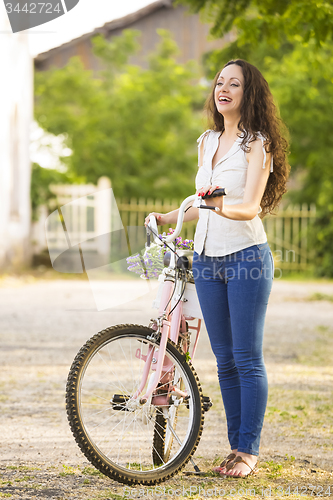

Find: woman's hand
<box><xmin>144</xmin><ymin>212</ymin><xmax>167</xmax><ymax>227</ymax></box>
<box><xmin>196</xmin><ymin>186</ymin><xmax>224</xmax><ymax>213</ymax></box>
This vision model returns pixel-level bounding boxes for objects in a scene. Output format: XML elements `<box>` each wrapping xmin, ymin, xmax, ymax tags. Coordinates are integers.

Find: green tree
<box><xmin>30</xmin><ymin>163</ymin><xmax>84</xmax><ymax>220</ymax></box>
<box><xmin>260</xmin><ymin>41</ymin><xmax>333</xmax><ymax>276</ymax></box>
<box><xmin>180</xmin><ymin>0</ymin><xmax>333</xmax><ymax>47</ymax></box>
<box><xmin>181</xmin><ymin>0</ymin><xmax>333</xmax><ymax>276</ymax></box>
<box><xmin>34</xmin><ymin>30</ymin><xmax>205</xmax><ymax>201</ymax></box>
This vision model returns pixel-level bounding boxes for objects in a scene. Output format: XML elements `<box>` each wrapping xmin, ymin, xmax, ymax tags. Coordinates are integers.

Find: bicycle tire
<box><xmin>152</xmin><ymin>369</ymin><xmax>182</xmax><ymax>466</ymax></box>
<box><xmin>152</xmin><ymin>409</ymin><xmax>167</xmax><ymax>466</ymax></box>
<box><xmin>66</xmin><ymin>324</ymin><xmax>204</xmax><ymax>485</ymax></box>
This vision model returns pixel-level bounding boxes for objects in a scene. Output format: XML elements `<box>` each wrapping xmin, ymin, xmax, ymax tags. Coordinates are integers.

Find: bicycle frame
<box><xmin>65</xmin><ymin>192</ymin><xmax>214</xmax><ymax>484</ymax></box>
<box><xmin>130</xmin><ymin>194</ymin><xmax>202</xmax><ymax>409</ymax></box>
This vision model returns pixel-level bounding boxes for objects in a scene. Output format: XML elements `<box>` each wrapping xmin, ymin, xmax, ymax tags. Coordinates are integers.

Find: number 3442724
<box><xmin>5</xmin><ymin>3</ymin><xmax>61</xmax><ymax>14</ymax></box>
<box><xmin>276</xmin><ymin>485</ymin><xmax>331</xmax><ymax>496</ymax></box>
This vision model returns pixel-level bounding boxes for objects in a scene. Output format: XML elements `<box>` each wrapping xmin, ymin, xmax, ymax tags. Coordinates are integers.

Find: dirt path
<box><xmin>0</xmin><ymin>276</ymin><xmax>333</xmax><ymax>499</ymax></box>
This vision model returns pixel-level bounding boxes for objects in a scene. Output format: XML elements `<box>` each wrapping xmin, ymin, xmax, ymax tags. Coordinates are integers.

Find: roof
<box><xmin>34</xmin><ymin>0</ymin><xmax>173</xmax><ymax>62</ymax></box>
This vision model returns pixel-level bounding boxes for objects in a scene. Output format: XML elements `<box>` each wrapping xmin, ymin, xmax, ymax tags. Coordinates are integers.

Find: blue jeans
<box><xmin>192</xmin><ymin>243</ymin><xmax>274</xmax><ymax>456</ymax></box>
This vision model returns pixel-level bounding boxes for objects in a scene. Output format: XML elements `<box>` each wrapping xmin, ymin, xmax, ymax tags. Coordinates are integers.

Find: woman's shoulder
<box><xmin>197</xmin><ymin>129</ymin><xmax>216</xmax><ymax>167</ymax></box>
<box><xmin>197</xmin><ymin>129</ymin><xmax>213</xmax><ymax>145</ymax></box>
<box><xmin>241</xmin><ymin>131</ymin><xmax>271</xmax><ymax>154</ymax></box>
<box><xmin>246</xmin><ymin>131</ymin><xmax>271</xmax><ymax>146</ymax></box>
<box><xmin>244</xmin><ymin>132</ymin><xmax>273</xmax><ymax>171</ymax></box>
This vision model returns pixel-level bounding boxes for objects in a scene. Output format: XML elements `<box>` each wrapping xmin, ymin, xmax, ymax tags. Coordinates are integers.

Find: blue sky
<box><xmin>28</xmin><ymin>0</ymin><xmax>154</xmax><ymax>56</ymax></box>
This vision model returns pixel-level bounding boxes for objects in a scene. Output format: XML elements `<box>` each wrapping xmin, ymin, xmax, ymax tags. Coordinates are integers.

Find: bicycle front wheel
<box><xmin>66</xmin><ymin>324</ymin><xmax>204</xmax><ymax>485</ymax></box>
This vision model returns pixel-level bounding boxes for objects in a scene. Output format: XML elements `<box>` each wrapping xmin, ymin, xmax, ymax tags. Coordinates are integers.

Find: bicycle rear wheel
<box><xmin>66</xmin><ymin>324</ymin><xmax>204</xmax><ymax>485</ymax></box>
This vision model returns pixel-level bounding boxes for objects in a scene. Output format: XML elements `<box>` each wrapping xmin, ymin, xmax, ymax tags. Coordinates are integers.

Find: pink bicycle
<box><xmin>66</xmin><ymin>191</ymin><xmax>226</xmax><ymax>485</ymax></box>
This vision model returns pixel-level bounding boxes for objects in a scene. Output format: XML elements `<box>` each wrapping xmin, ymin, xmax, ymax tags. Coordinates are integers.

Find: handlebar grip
<box><xmin>202</xmin><ymin>188</ymin><xmax>227</xmax><ymax>199</ymax></box>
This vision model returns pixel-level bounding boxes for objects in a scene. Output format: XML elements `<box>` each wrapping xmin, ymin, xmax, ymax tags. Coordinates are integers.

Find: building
<box><xmin>0</xmin><ymin>10</ymin><xmax>33</xmax><ymax>271</ymax></box>
<box><xmin>34</xmin><ymin>0</ymin><xmax>230</xmax><ymax>72</ymax></box>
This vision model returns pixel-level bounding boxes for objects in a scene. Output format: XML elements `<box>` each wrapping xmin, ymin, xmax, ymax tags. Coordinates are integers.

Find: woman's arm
<box><xmin>199</xmin><ymin>138</ymin><xmax>271</xmax><ymax>221</ymax></box>
<box><xmin>144</xmin><ymin>205</ymin><xmax>199</xmax><ymax>227</ymax></box>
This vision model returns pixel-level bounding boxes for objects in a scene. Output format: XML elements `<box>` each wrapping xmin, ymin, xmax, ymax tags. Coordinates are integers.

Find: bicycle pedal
<box><xmin>111</xmin><ymin>394</ymin><xmax>130</xmax><ymax>411</ymax></box>
<box><xmin>202</xmin><ymin>396</ymin><xmax>213</xmax><ymax>412</ymax></box>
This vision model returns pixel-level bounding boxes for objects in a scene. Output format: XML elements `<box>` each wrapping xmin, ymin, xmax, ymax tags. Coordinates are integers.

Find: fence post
<box><xmin>96</xmin><ymin>177</ymin><xmax>111</xmax><ymax>255</ymax></box>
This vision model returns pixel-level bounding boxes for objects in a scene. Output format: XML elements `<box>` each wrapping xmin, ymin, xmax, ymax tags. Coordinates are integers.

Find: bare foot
<box><xmin>225</xmin><ymin>452</ymin><xmax>257</xmax><ymax>477</ymax></box>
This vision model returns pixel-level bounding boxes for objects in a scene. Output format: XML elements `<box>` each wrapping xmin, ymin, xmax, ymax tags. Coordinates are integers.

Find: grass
<box><xmin>13</xmin><ymin>476</ymin><xmax>34</xmax><ymax>482</ymax></box>
<box><xmin>1</xmin><ymin>459</ymin><xmax>332</xmax><ymax>500</ymax></box>
<box><xmin>1</xmin><ymin>267</ymin><xmax>333</xmax><ymax>284</ymax></box>
<box><xmin>59</xmin><ymin>464</ymin><xmax>78</xmax><ymax>476</ymax></box>
<box><xmin>0</xmin><ymin>267</ymin><xmax>141</xmax><ymax>285</ymax></box>
<box><xmin>306</xmin><ymin>292</ymin><xmax>333</xmax><ymax>302</ymax></box>
<box><xmin>0</xmin><ymin>268</ymin><xmax>88</xmax><ymax>283</ymax></box>
<box><xmin>264</xmin><ymin>459</ymin><xmax>284</xmax><ymax>478</ymax></box>
<box><xmin>293</xmin><ymin>324</ymin><xmax>333</xmax><ymax>366</ymax></box>
<box><xmin>278</xmin><ymin>272</ymin><xmax>333</xmax><ymax>282</ymax></box>
<box><xmin>6</xmin><ymin>466</ymin><xmax>40</xmax><ymax>471</ymax></box>
<box><xmin>265</xmin><ymin>386</ymin><xmax>333</xmax><ymax>445</ymax></box>
<box><xmin>81</xmin><ymin>466</ymin><xmax>106</xmax><ymax>478</ymax></box>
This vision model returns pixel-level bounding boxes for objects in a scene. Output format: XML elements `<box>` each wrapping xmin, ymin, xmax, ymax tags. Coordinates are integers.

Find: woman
<box><xmin>145</xmin><ymin>59</ymin><xmax>290</xmax><ymax>477</ymax></box>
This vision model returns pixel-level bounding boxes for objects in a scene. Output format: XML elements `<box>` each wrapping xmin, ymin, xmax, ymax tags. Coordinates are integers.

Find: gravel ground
<box><xmin>0</xmin><ymin>275</ymin><xmax>333</xmax><ymax>498</ymax></box>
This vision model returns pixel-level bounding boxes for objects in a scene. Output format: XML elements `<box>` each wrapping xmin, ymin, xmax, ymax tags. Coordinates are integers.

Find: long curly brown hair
<box><xmin>205</xmin><ymin>59</ymin><xmax>290</xmax><ymax>216</ymax></box>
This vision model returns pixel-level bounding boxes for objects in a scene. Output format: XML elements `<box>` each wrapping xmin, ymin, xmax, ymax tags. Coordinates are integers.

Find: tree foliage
<box><xmin>180</xmin><ymin>0</ymin><xmax>333</xmax><ymax>47</ymax></box>
<box><xmin>180</xmin><ymin>0</ymin><xmax>333</xmax><ymax>276</ymax></box>
<box><xmin>34</xmin><ymin>30</ymin><xmax>206</xmax><ymax>201</ymax></box>
<box><xmin>260</xmin><ymin>42</ymin><xmax>333</xmax><ymax>276</ymax></box>
<box><xmin>30</xmin><ymin>163</ymin><xmax>82</xmax><ymax>221</ymax></box>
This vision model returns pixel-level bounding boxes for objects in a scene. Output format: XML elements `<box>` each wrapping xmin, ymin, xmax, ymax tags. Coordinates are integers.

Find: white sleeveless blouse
<box><xmin>193</xmin><ymin>130</ymin><xmax>273</xmax><ymax>257</ymax></box>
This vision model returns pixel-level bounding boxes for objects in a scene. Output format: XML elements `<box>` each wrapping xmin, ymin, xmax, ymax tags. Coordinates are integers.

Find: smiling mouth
<box><xmin>218</xmin><ymin>97</ymin><xmax>232</xmax><ymax>102</ymax></box>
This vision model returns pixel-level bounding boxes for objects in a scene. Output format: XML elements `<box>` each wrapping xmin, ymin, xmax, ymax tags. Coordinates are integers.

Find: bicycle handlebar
<box><xmin>166</xmin><ymin>194</ymin><xmax>197</xmax><ymax>243</ymax></box>
<box><xmin>147</xmin><ymin>214</ymin><xmax>159</xmax><ymax>246</ymax></box>
<box><xmin>147</xmin><ymin>188</ymin><xmax>227</xmax><ymax>246</ymax></box>
<box><xmin>147</xmin><ymin>194</ymin><xmax>196</xmax><ymax>246</ymax></box>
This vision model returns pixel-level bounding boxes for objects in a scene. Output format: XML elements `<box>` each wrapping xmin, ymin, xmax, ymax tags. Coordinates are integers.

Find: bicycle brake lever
<box><xmin>197</xmin><ymin>195</ymin><xmax>220</xmax><ymax>211</ymax></box>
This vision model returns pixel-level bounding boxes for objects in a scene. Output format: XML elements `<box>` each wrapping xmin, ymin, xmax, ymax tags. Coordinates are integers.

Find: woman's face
<box><xmin>214</xmin><ymin>63</ymin><xmax>244</xmax><ymax>118</ymax></box>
